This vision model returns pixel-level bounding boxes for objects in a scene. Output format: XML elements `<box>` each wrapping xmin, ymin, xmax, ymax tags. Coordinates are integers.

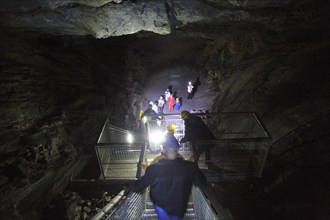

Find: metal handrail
<box><xmin>92</xmin><ymin>117</ymin><xmax>148</xmax><ymax>219</ymax></box>
<box><xmin>92</xmin><ymin>113</ymin><xmax>271</xmax><ymax>218</ymax></box>
<box><xmin>97</xmin><ymin>116</ymin><xmax>110</xmax><ymax>144</ymax></box>
<box><xmin>136</xmin><ymin>142</ymin><xmax>147</xmax><ymax>179</ymax></box>
<box><xmin>198</xmin><ymin>184</ymin><xmax>233</xmax><ymax>220</ymax></box>
<box><xmin>91</xmin><ymin>190</ymin><xmax>125</xmax><ymax>220</ymax></box>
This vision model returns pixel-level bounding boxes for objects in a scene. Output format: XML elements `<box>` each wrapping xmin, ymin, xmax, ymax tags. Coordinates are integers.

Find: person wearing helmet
<box><xmin>180</xmin><ymin>111</ymin><xmax>215</xmax><ymax>165</ymax></box>
<box><xmin>143</xmin><ymin>124</ymin><xmax>181</xmax><ymax>168</ymax></box>
<box><xmin>126</xmin><ymin>143</ymin><xmax>206</xmax><ymax>220</ymax></box>
<box><xmin>162</xmin><ymin>124</ymin><xmax>180</xmax><ymax>150</ymax></box>
<box><xmin>174</xmin><ymin>97</ymin><xmax>181</xmax><ymax>112</ymax></box>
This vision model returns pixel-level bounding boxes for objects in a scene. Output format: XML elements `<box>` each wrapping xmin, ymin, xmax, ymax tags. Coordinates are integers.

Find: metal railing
<box><xmin>192</xmin><ymin>186</ymin><xmax>218</xmax><ymax>220</ymax></box>
<box><xmin>200</xmin><ymin>112</ymin><xmax>270</xmax><ymax>140</ymax></box>
<box><xmin>145</xmin><ymin>112</ymin><xmax>271</xmax><ymax>179</ymax></box>
<box><xmin>93</xmin><ymin>113</ymin><xmax>270</xmax><ymax>219</ymax></box>
<box><xmin>145</xmin><ymin>112</ymin><xmax>270</xmax><ymax>152</ymax></box>
<box><xmin>96</xmin><ymin>143</ymin><xmax>146</xmax><ymax>180</ymax></box>
<box><xmin>95</xmin><ymin>117</ymin><xmax>147</xmax><ymax>180</ymax></box>
<box><xmin>97</xmin><ymin>118</ymin><xmax>140</xmax><ymax>144</ymax></box>
<box><xmin>106</xmin><ymin>185</ymin><xmax>232</xmax><ymax>220</ymax></box>
<box><xmin>92</xmin><ymin>116</ymin><xmax>148</xmax><ymax>219</ymax></box>
<box><xmin>106</xmin><ymin>191</ymin><xmax>146</xmax><ymax>220</ymax></box>
<box><xmin>191</xmin><ymin>140</ymin><xmax>270</xmax><ymax>180</ymax></box>
<box><xmin>93</xmin><ymin>116</ymin><xmax>234</xmax><ymax>220</ymax></box>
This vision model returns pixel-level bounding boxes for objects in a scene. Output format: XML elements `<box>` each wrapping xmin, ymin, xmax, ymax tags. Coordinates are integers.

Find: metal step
<box><xmin>142</xmin><ymin>208</ymin><xmax>196</xmax><ymax>220</ymax></box>
<box><xmin>145</xmin><ymin>201</ymin><xmax>194</xmax><ymax>208</ymax></box>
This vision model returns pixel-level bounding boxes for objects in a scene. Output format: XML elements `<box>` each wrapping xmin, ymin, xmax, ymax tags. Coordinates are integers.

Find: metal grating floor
<box><xmin>141</xmin><ymin>191</ymin><xmax>196</xmax><ymax>220</ymax></box>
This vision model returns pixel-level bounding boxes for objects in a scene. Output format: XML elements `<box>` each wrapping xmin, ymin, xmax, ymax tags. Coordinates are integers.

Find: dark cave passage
<box><xmin>1</xmin><ymin>0</ymin><xmax>330</xmax><ymax>219</ymax></box>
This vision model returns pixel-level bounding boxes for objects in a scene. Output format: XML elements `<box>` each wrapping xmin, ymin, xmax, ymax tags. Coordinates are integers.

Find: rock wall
<box><xmin>199</xmin><ymin>23</ymin><xmax>330</xmax><ymax>198</ymax></box>
<box><xmin>0</xmin><ymin>0</ymin><xmax>311</xmax><ymax>38</ymax></box>
<box><xmin>0</xmin><ymin>33</ymin><xmax>147</xmax><ymax>218</ymax></box>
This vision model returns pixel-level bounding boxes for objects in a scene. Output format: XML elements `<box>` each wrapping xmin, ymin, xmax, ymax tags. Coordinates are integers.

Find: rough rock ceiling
<box><xmin>0</xmin><ymin>0</ymin><xmax>318</xmax><ymax>38</ymax></box>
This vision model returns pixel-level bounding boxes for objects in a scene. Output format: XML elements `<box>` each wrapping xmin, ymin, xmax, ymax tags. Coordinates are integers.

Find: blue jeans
<box><xmin>153</xmin><ymin>204</ymin><xmax>181</xmax><ymax>220</ymax></box>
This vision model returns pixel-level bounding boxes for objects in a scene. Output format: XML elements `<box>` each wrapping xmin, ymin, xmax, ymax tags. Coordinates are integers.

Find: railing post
<box><xmin>136</xmin><ymin>142</ymin><xmax>147</xmax><ymax>179</ymax></box>
<box><xmin>95</xmin><ymin>146</ymin><xmax>106</xmax><ymax>180</ymax></box>
<box><xmin>258</xmin><ymin>142</ymin><xmax>271</xmax><ymax>178</ymax></box>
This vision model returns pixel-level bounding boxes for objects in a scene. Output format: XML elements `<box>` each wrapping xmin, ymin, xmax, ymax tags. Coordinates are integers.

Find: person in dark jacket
<box><xmin>180</xmin><ymin>111</ymin><xmax>215</xmax><ymax>164</ymax></box>
<box><xmin>127</xmin><ymin>145</ymin><xmax>207</xmax><ymax>220</ymax></box>
<box><xmin>141</xmin><ymin>104</ymin><xmax>159</xmax><ymax>120</ymax></box>
<box><xmin>140</xmin><ymin>104</ymin><xmax>160</xmax><ymax>129</ymax></box>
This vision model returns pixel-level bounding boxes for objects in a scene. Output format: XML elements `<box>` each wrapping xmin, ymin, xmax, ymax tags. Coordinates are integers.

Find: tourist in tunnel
<box><xmin>167</xmin><ymin>94</ymin><xmax>176</xmax><ymax>112</ymax></box>
<box><xmin>186</xmin><ymin>81</ymin><xmax>194</xmax><ymax>101</ymax></box>
<box><xmin>126</xmin><ymin>143</ymin><xmax>207</xmax><ymax>220</ymax></box>
<box><xmin>162</xmin><ymin>124</ymin><xmax>181</xmax><ymax>150</ymax></box>
<box><xmin>140</xmin><ymin>104</ymin><xmax>160</xmax><ymax>131</ymax></box>
<box><xmin>164</xmin><ymin>88</ymin><xmax>171</xmax><ymax>102</ymax></box>
<box><xmin>180</xmin><ymin>111</ymin><xmax>215</xmax><ymax>166</ymax></box>
<box><xmin>142</xmin><ymin>124</ymin><xmax>182</xmax><ymax>168</ymax></box>
<box><xmin>150</xmin><ymin>101</ymin><xmax>159</xmax><ymax>114</ymax></box>
<box><xmin>158</xmin><ymin>96</ymin><xmax>165</xmax><ymax>114</ymax></box>
<box><xmin>174</xmin><ymin>97</ymin><xmax>181</xmax><ymax>112</ymax></box>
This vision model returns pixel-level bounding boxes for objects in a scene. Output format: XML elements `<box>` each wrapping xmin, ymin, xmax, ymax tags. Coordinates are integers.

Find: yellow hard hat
<box><xmin>166</xmin><ymin>124</ymin><xmax>177</xmax><ymax>132</ymax></box>
<box><xmin>180</xmin><ymin>111</ymin><xmax>190</xmax><ymax>119</ymax></box>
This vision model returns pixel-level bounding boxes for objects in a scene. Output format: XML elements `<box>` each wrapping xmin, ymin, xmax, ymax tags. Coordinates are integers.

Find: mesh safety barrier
<box><xmin>106</xmin><ymin>191</ymin><xmax>146</xmax><ymax>220</ymax></box>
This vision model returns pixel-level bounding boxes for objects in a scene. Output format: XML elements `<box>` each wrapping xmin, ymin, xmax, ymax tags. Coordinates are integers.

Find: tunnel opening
<box><xmin>1</xmin><ymin>0</ymin><xmax>330</xmax><ymax>219</ymax></box>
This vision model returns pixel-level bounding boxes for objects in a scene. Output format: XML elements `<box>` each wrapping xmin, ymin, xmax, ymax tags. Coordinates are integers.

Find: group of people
<box><xmin>145</xmin><ymin>77</ymin><xmax>202</xmax><ymax>115</ymax></box>
<box><xmin>127</xmin><ymin>110</ymin><xmax>215</xmax><ymax>220</ymax></box>
<box><xmin>164</xmin><ymin>88</ymin><xmax>180</xmax><ymax>112</ymax></box>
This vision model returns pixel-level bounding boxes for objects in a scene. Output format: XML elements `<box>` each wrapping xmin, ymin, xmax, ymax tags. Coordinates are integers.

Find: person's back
<box><xmin>180</xmin><ymin>111</ymin><xmax>215</xmax><ymax>165</ymax></box>
<box><xmin>127</xmin><ymin>157</ymin><xmax>206</xmax><ymax>218</ymax></box>
<box><xmin>181</xmin><ymin>114</ymin><xmax>215</xmax><ymax>142</ymax></box>
<box><xmin>142</xmin><ymin>104</ymin><xmax>159</xmax><ymax>120</ymax></box>
<box><xmin>174</xmin><ymin>98</ymin><xmax>181</xmax><ymax>111</ymax></box>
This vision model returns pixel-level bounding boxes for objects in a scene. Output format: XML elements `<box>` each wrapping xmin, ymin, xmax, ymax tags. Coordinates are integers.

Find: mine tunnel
<box><xmin>1</xmin><ymin>0</ymin><xmax>330</xmax><ymax>219</ymax></box>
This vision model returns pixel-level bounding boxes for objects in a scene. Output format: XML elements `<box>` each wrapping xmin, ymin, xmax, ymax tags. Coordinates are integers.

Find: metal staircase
<box><xmin>92</xmin><ymin>112</ymin><xmax>271</xmax><ymax>219</ymax></box>
<box><xmin>141</xmin><ymin>192</ymin><xmax>196</xmax><ymax>220</ymax></box>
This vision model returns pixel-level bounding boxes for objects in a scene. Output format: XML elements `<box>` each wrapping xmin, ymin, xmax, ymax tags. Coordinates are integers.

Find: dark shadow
<box><xmin>179</xmin><ymin>97</ymin><xmax>183</xmax><ymax>106</ymax></box>
<box><xmin>173</xmin><ymin>91</ymin><xmax>177</xmax><ymax>99</ymax></box>
<box><xmin>191</xmin><ymin>77</ymin><xmax>201</xmax><ymax>98</ymax></box>
<box><xmin>167</xmin><ymin>85</ymin><xmax>173</xmax><ymax>93</ymax></box>
<box><xmin>206</xmin><ymin>161</ymin><xmax>223</xmax><ymax>173</ymax></box>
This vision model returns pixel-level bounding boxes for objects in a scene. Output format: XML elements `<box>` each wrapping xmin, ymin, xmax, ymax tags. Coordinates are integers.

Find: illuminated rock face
<box><xmin>0</xmin><ymin>0</ymin><xmax>171</xmax><ymax>37</ymax></box>
<box><xmin>0</xmin><ymin>0</ymin><xmax>297</xmax><ymax>38</ymax></box>
<box><xmin>1</xmin><ymin>0</ymin><xmax>330</xmax><ymax>219</ymax></box>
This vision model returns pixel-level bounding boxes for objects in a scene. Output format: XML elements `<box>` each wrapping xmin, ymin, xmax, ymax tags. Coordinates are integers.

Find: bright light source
<box><xmin>127</xmin><ymin>133</ymin><xmax>133</xmax><ymax>144</ymax></box>
<box><xmin>150</xmin><ymin>131</ymin><xmax>165</xmax><ymax>143</ymax></box>
<box><xmin>156</xmin><ymin>120</ymin><xmax>162</xmax><ymax>126</ymax></box>
<box><xmin>142</xmin><ymin>116</ymin><xmax>147</xmax><ymax>124</ymax></box>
